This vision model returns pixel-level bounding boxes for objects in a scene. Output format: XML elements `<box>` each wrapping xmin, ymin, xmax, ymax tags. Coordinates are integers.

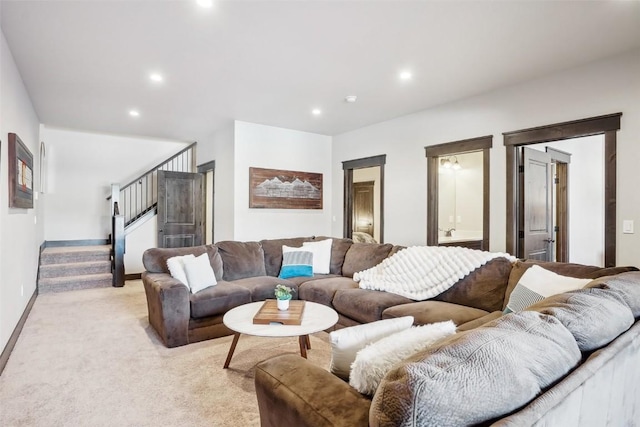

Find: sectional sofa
<box><xmin>141</xmin><ymin>236</ymin><xmax>640</xmax><ymax>425</ymax></box>
<box><xmin>141</xmin><ymin>236</ymin><xmax>634</xmax><ymax>347</ymax></box>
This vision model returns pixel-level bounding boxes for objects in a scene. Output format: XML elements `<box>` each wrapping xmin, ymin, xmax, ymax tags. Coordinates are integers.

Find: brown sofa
<box><xmin>141</xmin><ymin>237</ymin><xmax>636</xmax><ymax>348</ymax></box>
<box><xmin>142</xmin><ymin>236</ymin><xmax>517</xmax><ymax>347</ymax></box>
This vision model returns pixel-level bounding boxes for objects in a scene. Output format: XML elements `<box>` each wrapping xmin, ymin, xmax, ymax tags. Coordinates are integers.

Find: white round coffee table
<box><xmin>222</xmin><ymin>300</ymin><xmax>338</xmax><ymax>369</ymax></box>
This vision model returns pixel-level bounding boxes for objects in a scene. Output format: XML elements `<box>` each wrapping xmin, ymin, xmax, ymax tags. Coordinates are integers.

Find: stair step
<box><xmin>40</xmin><ymin>245</ymin><xmax>111</xmax><ymax>265</ymax></box>
<box><xmin>38</xmin><ymin>273</ymin><xmax>113</xmax><ymax>293</ymax></box>
<box><xmin>39</xmin><ymin>260</ymin><xmax>111</xmax><ymax>279</ymax></box>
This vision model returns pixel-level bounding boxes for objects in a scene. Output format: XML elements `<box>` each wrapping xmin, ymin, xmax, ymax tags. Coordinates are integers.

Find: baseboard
<box><xmin>0</xmin><ymin>288</ymin><xmax>38</xmax><ymax>376</ymax></box>
<box><xmin>125</xmin><ymin>273</ymin><xmax>142</xmax><ymax>281</ymax></box>
<box><xmin>45</xmin><ymin>239</ymin><xmax>110</xmax><ymax>248</ymax></box>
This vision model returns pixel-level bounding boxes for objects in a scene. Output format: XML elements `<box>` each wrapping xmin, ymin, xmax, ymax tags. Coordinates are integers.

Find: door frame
<box><xmin>343</xmin><ymin>155</ymin><xmax>386</xmax><ymax>243</ymax></box>
<box><xmin>197</xmin><ymin>160</ymin><xmax>216</xmax><ymax>244</ymax></box>
<box><xmin>503</xmin><ymin>112</ymin><xmax>621</xmax><ymax>267</ymax></box>
<box><xmin>425</xmin><ymin>135</ymin><xmax>492</xmax><ymax>250</ymax></box>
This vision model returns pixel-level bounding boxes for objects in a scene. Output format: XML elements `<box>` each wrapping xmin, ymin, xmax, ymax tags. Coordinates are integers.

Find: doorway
<box><xmin>504</xmin><ymin>113</ymin><xmax>620</xmax><ymax>267</ymax></box>
<box><xmin>157</xmin><ymin>170</ymin><xmax>205</xmax><ymax>248</ymax></box>
<box><xmin>343</xmin><ymin>155</ymin><xmax>386</xmax><ymax>243</ymax></box>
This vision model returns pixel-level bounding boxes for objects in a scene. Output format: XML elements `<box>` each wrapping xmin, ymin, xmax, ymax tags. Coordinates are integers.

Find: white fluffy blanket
<box><xmin>354</xmin><ymin>246</ymin><xmax>516</xmax><ymax>301</ymax></box>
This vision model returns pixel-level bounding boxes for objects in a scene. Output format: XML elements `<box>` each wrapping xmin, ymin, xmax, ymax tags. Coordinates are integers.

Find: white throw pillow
<box><xmin>183</xmin><ymin>253</ymin><xmax>217</xmax><ymax>293</ymax></box>
<box><xmin>505</xmin><ymin>265</ymin><xmax>592</xmax><ymax>313</ymax></box>
<box><xmin>329</xmin><ymin>316</ymin><xmax>414</xmax><ymax>380</ymax></box>
<box><xmin>349</xmin><ymin>320</ymin><xmax>457</xmax><ymax>395</ymax></box>
<box><xmin>302</xmin><ymin>238</ymin><xmax>333</xmax><ymax>274</ymax></box>
<box><xmin>166</xmin><ymin>254</ymin><xmax>195</xmax><ymax>288</ymax></box>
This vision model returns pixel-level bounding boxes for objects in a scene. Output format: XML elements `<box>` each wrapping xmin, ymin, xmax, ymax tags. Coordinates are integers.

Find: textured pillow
<box><xmin>527</xmin><ymin>288</ymin><xmax>634</xmax><ymax>351</ymax></box>
<box><xmin>166</xmin><ymin>254</ymin><xmax>195</xmax><ymax>288</ymax></box>
<box><xmin>279</xmin><ymin>246</ymin><xmax>314</xmax><ymax>279</ymax></box>
<box><xmin>504</xmin><ymin>265</ymin><xmax>591</xmax><ymax>313</ymax></box>
<box><xmin>302</xmin><ymin>238</ymin><xmax>332</xmax><ymax>274</ymax></box>
<box><xmin>329</xmin><ymin>316</ymin><xmax>414</xmax><ymax>381</ymax></box>
<box><xmin>585</xmin><ymin>271</ymin><xmax>640</xmax><ymax>317</ymax></box>
<box><xmin>183</xmin><ymin>253</ymin><xmax>217</xmax><ymax>293</ymax></box>
<box><xmin>370</xmin><ymin>311</ymin><xmax>581</xmax><ymax>427</ymax></box>
<box><xmin>349</xmin><ymin>320</ymin><xmax>456</xmax><ymax>395</ymax></box>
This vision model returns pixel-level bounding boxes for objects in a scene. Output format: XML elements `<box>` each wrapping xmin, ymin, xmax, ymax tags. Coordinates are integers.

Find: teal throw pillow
<box><xmin>279</xmin><ymin>250</ymin><xmax>314</xmax><ymax>279</ymax></box>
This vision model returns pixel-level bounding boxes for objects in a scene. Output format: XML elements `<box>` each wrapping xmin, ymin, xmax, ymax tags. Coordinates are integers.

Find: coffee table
<box><xmin>222</xmin><ymin>300</ymin><xmax>338</xmax><ymax>369</ymax></box>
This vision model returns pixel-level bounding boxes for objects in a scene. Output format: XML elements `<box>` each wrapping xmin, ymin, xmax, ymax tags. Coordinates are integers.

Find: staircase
<box><xmin>38</xmin><ymin>245</ymin><xmax>112</xmax><ymax>293</ymax></box>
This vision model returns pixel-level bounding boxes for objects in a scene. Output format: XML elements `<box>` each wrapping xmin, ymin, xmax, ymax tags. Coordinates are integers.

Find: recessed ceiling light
<box><xmin>312</xmin><ymin>108</ymin><xmax>322</xmax><ymax>116</ymax></box>
<box><xmin>345</xmin><ymin>95</ymin><xmax>357</xmax><ymax>103</ymax></box>
<box><xmin>196</xmin><ymin>0</ymin><xmax>213</xmax><ymax>8</ymax></box>
<box><xmin>149</xmin><ymin>73</ymin><xmax>163</xmax><ymax>83</ymax></box>
<box><xmin>129</xmin><ymin>110</ymin><xmax>140</xmax><ymax>117</ymax></box>
<box><xmin>399</xmin><ymin>70</ymin><xmax>412</xmax><ymax>80</ymax></box>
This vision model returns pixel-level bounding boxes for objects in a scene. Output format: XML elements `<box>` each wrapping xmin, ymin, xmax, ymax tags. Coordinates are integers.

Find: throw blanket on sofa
<box><xmin>354</xmin><ymin>246</ymin><xmax>516</xmax><ymax>301</ymax></box>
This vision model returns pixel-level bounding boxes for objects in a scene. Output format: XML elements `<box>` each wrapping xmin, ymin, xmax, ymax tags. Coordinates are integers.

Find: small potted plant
<box><xmin>274</xmin><ymin>284</ymin><xmax>295</xmax><ymax>311</ymax></box>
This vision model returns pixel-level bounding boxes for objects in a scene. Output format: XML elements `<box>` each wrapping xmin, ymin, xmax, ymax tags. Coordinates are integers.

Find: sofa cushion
<box><xmin>143</xmin><ymin>245</ymin><xmax>223</xmax><ymax>280</ymax></box>
<box><xmin>312</xmin><ymin>236</ymin><xmax>353</xmax><ymax>275</ymax></box>
<box><xmin>166</xmin><ymin>254</ymin><xmax>195</xmax><ymax>287</ymax></box>
<box><xmin>382</xmin><ymin>301</ymin><xmax>488</xmax><ymax>326</ymax></box>
<box><xmin>184</xmin><ymin>253</ymin><xmax>218</xmax><ymax>293</ymax></box>
<box><xmin>298</xmin><ymin>277</ymin><xmax>359</xmax><ymax>307</ymax></box>
<box><xmin>433</xmin><ymin>257</ymin><xmax>513</xmax><ymax>312</ymax></box>
<box><xmin>190</xmin><ymin>281</ymin><xmax>251</xmax><ymax>319</ymax></box>
<box><xmin>350</xmin><ymin>321</ymin><xmax>456</xmax><ymax>395</ymax></box>
<box><xmin>260</xmin><ymin>237</ymin><xmax>311</xmax><ymax>277</ymax></box>
<box><xmin>216</xmin><ymin>241</ymin><xmax>266</xmax><ymax>281</ymax></box>
<box><xmin>333</xmin><ymin>288</ymin><xmax>414</xmax><ymax>324</ymax></box>
<box><xmin>342</xmin><ymin>243</ymin><xmax>393</xmax><ymax>278</ymax></box>
<box><xmin>370</xmin><ymin>311</ymin><xmax>581</xmax><ymax>427</ymax></box>
<box><xmin>456</xmin><ymin>311</ymin><xmax>503</xmax><ymax>332</ymax></box>
<box><xmin>231</xmin><ymin>276</ymin><xmax>298</xmax><ymax>302</ymax></box>
<box><xmin>503</xmin><ymin>260</ymin><xmax>638</xmax><ymax>310</ymax></box>
<box><xmin>527</xmin><ymin>288</ymin><xmax>634</xmax><ymax>351</ymax></box>
<box><xmin>278</xmin><ymin>247</ymin><xmax>314</xmax><ymax>279</ymax></box>
<box><xmin>329</xmin><ymin>316</ymin><xmax>415</xmax><ymax>381</ymax></box>
<box><xmin>302</xmin><ymin>238</ymin><xmax>333</xmax><ymax>274</ymax></box>
<box><xmin>585</xmin><ymin>271</ymin><xmax>640</xmax><ymax>317</ymax></box>
<box><xmin>504</xmin><ymin>265</ymin><xmax>592</xmax><ymax>313</ymax></box>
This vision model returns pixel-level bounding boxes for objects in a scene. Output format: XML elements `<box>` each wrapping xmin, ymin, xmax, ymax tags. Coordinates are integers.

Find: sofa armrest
<box><xmin>142</xmin><ymin>272</ymin><xmax>190</xmax><ymax>347</ymax></box>
<box><xmin>255</xmin><ymin>354</ymin><xmax>371</xmax><ymax>427</ymax></box>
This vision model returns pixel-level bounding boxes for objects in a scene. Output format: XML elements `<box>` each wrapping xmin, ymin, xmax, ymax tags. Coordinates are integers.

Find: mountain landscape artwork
<box><xmin>249</xmin><ymin>167</ymin><xmax>323</xmax><ymax>209</ymax></box>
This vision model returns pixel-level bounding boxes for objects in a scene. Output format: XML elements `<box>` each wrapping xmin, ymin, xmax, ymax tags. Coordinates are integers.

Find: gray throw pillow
<box><xmin>527</xmin><ymin>288</ymin><xmax>634</xmax><ymax>352</ymax></box>
<box><xmin>370</xmin><ymin>311</ymin><xmax>581</xmax><ymax>427</ymax></box>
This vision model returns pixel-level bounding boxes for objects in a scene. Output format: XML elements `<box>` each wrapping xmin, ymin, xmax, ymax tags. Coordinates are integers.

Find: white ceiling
<box><xmin>2</xmin><ymin>0</ymin><xmax>639</xmax><ymax>142</ymax></box>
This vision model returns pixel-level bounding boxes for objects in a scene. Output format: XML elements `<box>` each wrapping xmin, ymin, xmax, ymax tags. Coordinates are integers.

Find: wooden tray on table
<box><xmin>253</xmin><ymin>299</ymin><xmax>306</xmax><ymax>325</ymax></box>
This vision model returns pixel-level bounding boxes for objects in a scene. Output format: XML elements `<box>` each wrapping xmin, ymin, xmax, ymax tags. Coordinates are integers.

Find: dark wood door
<box><xmin>521</xmin><ymin>147</ymin><xmax>554</xmax><ymax>261</ymax></box>
<box><xmin>353</xmin><ymin>181</ymin><xmax>375</xmax><ymax>237</ymax></box>
<box><xmin>157</xmin><ymin>171</ymin><xmax>204</xmax><ymax>248</ymax></box>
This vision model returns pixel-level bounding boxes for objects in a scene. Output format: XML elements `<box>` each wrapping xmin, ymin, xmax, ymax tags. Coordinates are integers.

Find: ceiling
<box><xmin>2</xmin><ymin>1</ymin><xmax>639</xmax><ymax>142</ymax></box>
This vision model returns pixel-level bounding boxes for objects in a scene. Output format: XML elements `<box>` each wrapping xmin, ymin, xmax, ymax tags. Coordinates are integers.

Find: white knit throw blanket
<box><xmin>354</xmin><ymin>246</ymin><xmax>516</xmax><ymax>301</ymax></box>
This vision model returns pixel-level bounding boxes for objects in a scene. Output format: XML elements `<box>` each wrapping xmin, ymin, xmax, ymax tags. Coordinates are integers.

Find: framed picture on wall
<box><xmin>249</xmin><ymin>167</ymin><xmax>323</xmax><ymax>209</ymax></box>
<box><xmin>8</xmin><ymin>133</ymin><xmax>34</xmax><ymax>209</ymax></box>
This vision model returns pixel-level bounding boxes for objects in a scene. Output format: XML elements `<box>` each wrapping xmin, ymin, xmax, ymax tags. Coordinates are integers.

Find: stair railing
<box><xmin>108</xmin><ymin>142</ymin><xmax>196</xmax><ymax>287</ymax></box>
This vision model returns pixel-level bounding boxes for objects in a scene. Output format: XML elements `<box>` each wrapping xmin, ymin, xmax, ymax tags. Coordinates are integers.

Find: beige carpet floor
<box><xmin>0</xmin><ymin>280</ymin><xmax>332</xmax><ymax>426</ymax></box>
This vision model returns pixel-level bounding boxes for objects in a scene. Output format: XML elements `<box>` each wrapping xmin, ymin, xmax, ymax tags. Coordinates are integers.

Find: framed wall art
<box><xmin>249</xmin><ymin>167</ymin><xmax>323</xmax><ymax>209</ymax></box>
<box><xmin>8</xmin><ymin>133</ymin><xmax>34</xmax><ymax>209</ymax></box>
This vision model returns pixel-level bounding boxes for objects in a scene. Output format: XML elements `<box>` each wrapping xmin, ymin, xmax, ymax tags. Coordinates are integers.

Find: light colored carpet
<box><xmin>0</xmin><ymin>280</ymin><xmax>332</xmax><ymax>426</ymax></box>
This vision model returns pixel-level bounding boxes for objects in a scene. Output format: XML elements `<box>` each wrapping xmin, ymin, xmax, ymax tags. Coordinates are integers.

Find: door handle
<box><xmin>544</xmin><ymin>238</ymin><xmax>555</xmax><ymax>243</ymax></box>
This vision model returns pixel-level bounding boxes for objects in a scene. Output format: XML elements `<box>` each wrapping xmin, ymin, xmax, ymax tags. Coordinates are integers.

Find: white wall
<box><xmin>198</xmin><ymin>124</ymin><xmax>235</xmax><ymax>242</ymax></box>
<box><xmin>332</xmin><ymin>49</ymin><xmax>640</xmax><ymax>266</ymax></box>
<box><xmin>41</xmin><ymin>127</ymin><xmax>190</xmax><ymax>241</ymax></box>
<box><xmin>0</xmin><ymin>29</ymin><xmax>43</xmax><ymax>351</ymax></box>
<box><xmin>124</xmin><ymin>215</ymin><xmax>157</xmax><ymax>274</ymax></box>
<box><xmin>233</xmin><ymin>121</ymin><xmax>332</xmax><ymax>241</ymax></box>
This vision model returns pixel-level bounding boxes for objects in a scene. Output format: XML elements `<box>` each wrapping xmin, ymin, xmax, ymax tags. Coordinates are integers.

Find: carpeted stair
<box><xmin>38</xmin><ymin>245</ymin><xmax>112</xmax><ymax>293</ymax></box>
